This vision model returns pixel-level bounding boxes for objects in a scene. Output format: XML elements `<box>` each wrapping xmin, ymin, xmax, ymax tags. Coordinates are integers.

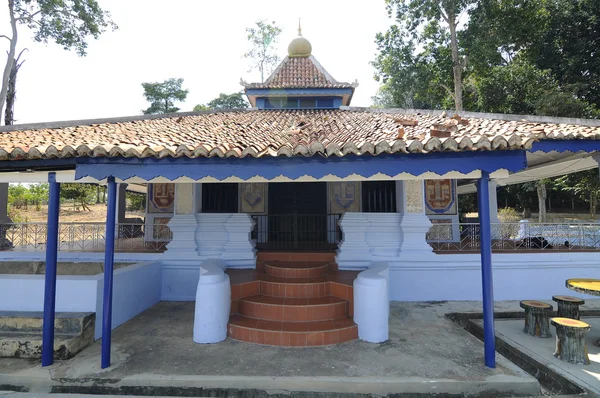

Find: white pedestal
<box><xmin>336</xmin><ymin>213</ymin><xmax>371</xmax><ymax>269</ymax></box>
<box><xmin>221</xmin><ymin>214</ymin><xmax>256</xmax><ymax>268</ymax></box>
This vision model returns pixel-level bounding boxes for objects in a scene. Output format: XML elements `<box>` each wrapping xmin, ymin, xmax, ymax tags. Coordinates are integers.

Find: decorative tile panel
<box><xmin>425</xmin><ymin>179</ymin><xmax>457</xmax><ymax>215</ymax></box>
<box><xmin>148</xmin><ymin>183</ymin><xmax>174</xmax><ymax>213</ymax></box>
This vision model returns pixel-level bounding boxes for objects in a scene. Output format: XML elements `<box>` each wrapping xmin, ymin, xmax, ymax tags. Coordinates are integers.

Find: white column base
<box><xmin>399</xmin><ymin>213</ymin><xmax>434</xmax><ymax>255</ymax></box>
<box><xmin>366</xmin><ymin>213</ymin><xmax>402</xmax><ymax>258</ymax></box>
<box><xmin>336</xmin><ymin>213</ymin><xmax>371</xmax><ymax>269</ymax></box>
<box><xmin>221</xmin><ymin>214</ymin><xmax>256</xmax><ymax>268</ymax></box>
<box><xmin>196</xmin><ymin>214</ymin><xmax>231</xmax><ymax>257</ymax></box>
<box><xmin>163</xmin><ymin>214</ymin><xmax>200</xmax><ymax>262</ymax></box>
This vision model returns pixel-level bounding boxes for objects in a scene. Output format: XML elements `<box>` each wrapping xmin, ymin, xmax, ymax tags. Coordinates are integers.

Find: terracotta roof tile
<box><xmin>0</xmin><ymin>108</ymin><xmax>599</xmax><ymax>161</ymax></box>
<box><xmin>242</xmin><ymin>56</ymin><xmax>356</xmax><ymax>90</ymax></box>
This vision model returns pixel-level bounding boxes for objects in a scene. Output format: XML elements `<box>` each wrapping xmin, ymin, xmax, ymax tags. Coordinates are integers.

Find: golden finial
<box><xmin>288</xmin><ymin>18</ymin><xmax>312</xmax><ymax>57</ymax></box>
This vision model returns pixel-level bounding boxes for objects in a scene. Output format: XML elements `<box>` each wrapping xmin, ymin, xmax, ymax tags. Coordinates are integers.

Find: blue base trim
<box><xmin>531</xmin><ymin>139</ymin><xmax>600</xmax><ymax>153</ymax></box>
<box><xmin>75</xmin><ymin>151</ymin><xmax>527</xmax><ymax>181</ymax></box>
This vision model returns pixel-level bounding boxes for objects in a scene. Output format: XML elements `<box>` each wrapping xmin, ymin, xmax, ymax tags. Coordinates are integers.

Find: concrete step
<box><xmin>0</xmin><ymin>312</ymin><xmax>95</xmax><ymax>359</ymax></box>
<box><xmin>0</xmin><ymin>332</ymin><xmax>93</xmax><ymax>359</ymax></box>
<box><xmin>0</xmin><ymin>311</ymin><xmax>94</xmax><ymax>336</ymax></box>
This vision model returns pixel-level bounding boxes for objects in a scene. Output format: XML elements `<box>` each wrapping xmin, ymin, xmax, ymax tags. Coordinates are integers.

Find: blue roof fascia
<box><xmin>0</xmin><ymin>158</ymin><xmax>76</xmax><ymax>171</ymax></box>
<box><xmin>245</xmin><ymin>88</ymin><xmax>353</xmax><ymax>96</ymax></box>
<box><xmin>530</xmin><ymin>139</ymin><xmax>600</xmax><ymax>153</ymax></box>
<box><xmin>74</xmin><ymin>150</ymin><xmax>527</xmax><ymax>181</ymax></box>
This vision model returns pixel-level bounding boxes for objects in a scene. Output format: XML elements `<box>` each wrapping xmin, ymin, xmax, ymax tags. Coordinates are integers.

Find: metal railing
<box><xmin>428</xmin><ymin>222</ymin><xmax>600</xmax><ymax>252</ymax></box>
<box><xmin>0</xmin><ymin>222</ymin><xmax>171</xmax><ymax>252</ymax></box>
<box><xmin>251</xmin><ymin>214</ymin><xmax>342</xmax><ymax>251</ymax></box>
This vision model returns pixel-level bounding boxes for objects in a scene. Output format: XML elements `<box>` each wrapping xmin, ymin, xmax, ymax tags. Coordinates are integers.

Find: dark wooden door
<box><xmin>268</xmin><ymin>183</ymin><xmax>327</xmax><ymax>249</ymax></box>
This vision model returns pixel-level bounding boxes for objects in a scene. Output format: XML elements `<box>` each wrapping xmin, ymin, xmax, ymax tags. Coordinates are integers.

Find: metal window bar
<box><xmin>251</xmin><ymin>214</ymin><xmax>342</xmax><ymax>251</ymax></box>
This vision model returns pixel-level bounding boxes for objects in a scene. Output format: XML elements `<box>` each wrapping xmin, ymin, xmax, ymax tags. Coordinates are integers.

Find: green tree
<box><xmin>141</xmin><ymin>78</ymin><xmax>189</xmax><ymax>115</ymax></box>
<box><xmin>194</xmin><ymin>92</ymin><xmax>249</xmax><ymax>111</ymax></box>
<box><xmin>374</xmin><ymin>0</ymin><xmax>474</xmax><ymax>111</ymax></box>
<box><xmin>60</xmin><ymin>184</ymin><xmax>96</xmax><ymax>211</ymax></box>
<box><xmin>28</xmin><ymin>183</ymin><xmax>48</xmax><ymax>211</ymax></box>
<box><xmin>529</xmin><ymin>0</ymin><xmax>600</xmax><ymax>109</ymax></box>
<box><xmin>244</xmin><ymin>20</ymin><xmax>282</xmax><ymax>83</ymax></box>
<box><xmin>468</xmin><ymin>59</ymin><xmax>596</xmax><ymax>117</ymax></box>
<box><xmin>463</xmin><ymin>0</ymin><xmax>600</xmax><ymax>116</ymax></box>
<box><xmin>556</xmin><ymin>169</ymin><xmax>600</xmax><ymax>218</ymax></box>
<box><xmin>0</xmin><ymin>0</ymin><xmax>117</xmax><ymax>120</ymax></box>
<box><xmin>127</xmin><ymin>192</ymin><xmax>145</xmax><ymax>212</ymax></box>
<box><xmin>374</xmin><ymin>0</ymin><xmax>599</xmax><ymax>118</ymax></box>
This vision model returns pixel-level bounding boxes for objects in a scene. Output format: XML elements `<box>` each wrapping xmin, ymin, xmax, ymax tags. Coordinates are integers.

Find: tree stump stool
<box><xmin>520</xmin><ymin>300</ymin><xmax>553</xmax><ymax>338</ymax></box>
<box><xmin>551</xmin><ymin>317</ymin><xmax>591</xmax><ymax>365</ymax></box>
<box><xmin>552</xmin><ymin>295</ymin><xmax>585</xmax><ymax>320</ymax></box>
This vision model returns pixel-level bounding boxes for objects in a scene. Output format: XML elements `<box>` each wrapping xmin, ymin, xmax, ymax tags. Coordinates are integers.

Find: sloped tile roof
<box><xmin>0</xmin><ymin>108</ymin><xmax>599</xmax><ymax>161</ymax></box>
<box><xmin>242</xmin><ymin>56</ymin><xmax>357</xmax><ymax>90</ymax></box>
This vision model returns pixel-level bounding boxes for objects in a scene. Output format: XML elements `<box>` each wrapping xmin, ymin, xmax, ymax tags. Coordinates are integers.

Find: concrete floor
<box><xmin>492</xmin><ymin>317</ymin><xmax>600</xmax><ymax>395</ymax></box>
<box><xmin>0</xmin><ymin>301</ymin><xmax>541</xmax><ymax>397</ymax></box>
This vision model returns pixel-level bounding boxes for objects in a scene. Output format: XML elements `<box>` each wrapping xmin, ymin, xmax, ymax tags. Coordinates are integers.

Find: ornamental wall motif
<box><xmin>239</xmin><ymin>183</ymin><xmax>267</xmax><ymax>213</ymax></box>
<box><xmin>424</xmin><ymin>179</ymin><xmax>457</xmax><ymax>215</ymax></box>
<box><xmin>148</xmin><ymin>183</ymin><xmax>175</xmax><ymax>213</ymax></box>
<box><xmin>329</xmin><ymin>182</ymin><xmax>360</xmax><ymax>213</ymax></box>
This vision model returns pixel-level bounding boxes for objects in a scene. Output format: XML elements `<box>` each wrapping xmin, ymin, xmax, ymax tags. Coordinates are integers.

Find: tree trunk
<box><xmin>447</xmin><ymin>12</ymin><xmax>463</xmax><ymax>112</ymax></box>
<box><xmin>96</xmin><ymin>185</ymin><xmax>100</xmax><ymax>204</ymax></box>
<box><xmin>537</xmin><ymin>181</ymin><xmax>547</xmax><ymax>222</ymax></box>
<box><xmin>4</xmin><ymin>59</ymin><xmax>17</xmax><ymax>125</ymax></box>
<box><xmin>0</xmin><ymin>1</ymin><xmax>18</xmax><ymax>119</ymax></box>
<box><xmin>4</xmin><ymin>52</ymin><xmax>24</xmax><ymax>126</ymax></box>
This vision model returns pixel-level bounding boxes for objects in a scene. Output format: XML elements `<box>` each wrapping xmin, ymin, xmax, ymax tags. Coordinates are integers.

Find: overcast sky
<box><xmin>0</xmin><ymin>0</ymin><xmax>393</xmax><ymax>124</ymax></box>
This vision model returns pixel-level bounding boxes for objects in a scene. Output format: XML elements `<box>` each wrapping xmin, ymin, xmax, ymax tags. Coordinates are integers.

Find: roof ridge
<box><xmin>0</xmin><ymin>108</ymin><xmax>258</xmax><ymax>133</ymax></box>
<box><xmin>308</xmin><ymin>55</ymin><xmax>338</xmax><ymax>84</ymax></box>
<box><xmin>262</xmin><ymin>56</ymin><xmax>290</xmax><ymax>85</ymax></box>
<box><xmin>340</xmin><ymin>107</ymin><xmax>600</xmax><ymax>127</ymax></box>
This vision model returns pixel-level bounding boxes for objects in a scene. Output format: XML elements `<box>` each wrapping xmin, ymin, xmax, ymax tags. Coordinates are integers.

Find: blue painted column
<box><xmin>101</xmin><ymin>176</ymin><xmax>117</xmax><ymax>369</ymax></box>
<box><xmin>42</xmin><ymin>172</ymin><xmax>60</xmax><ymax>366</ymax></box>
<box><xmin>477</xmin><ymin>171</ymin><xmax>496</xmax><ymax>368</ymax></box>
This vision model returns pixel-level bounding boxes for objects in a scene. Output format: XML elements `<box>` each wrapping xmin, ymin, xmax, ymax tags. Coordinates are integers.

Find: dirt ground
<box><xmin>9</xmin><ymin>203</ymin><xmax>144</xmax><ymax>223</ymax></box>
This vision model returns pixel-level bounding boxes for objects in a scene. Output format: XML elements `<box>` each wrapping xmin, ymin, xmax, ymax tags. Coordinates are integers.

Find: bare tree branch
<box><xmin>440</xmin><ymin>84</ymin><xmax>456</xmax><ymax>101</ymax></box>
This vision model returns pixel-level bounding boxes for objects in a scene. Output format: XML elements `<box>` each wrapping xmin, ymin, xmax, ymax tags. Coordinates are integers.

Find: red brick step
<box><xmin>264</xmin><ymin>262</ymin><xmax>330</xmax><ymax>278</ymax></box>
<box><xmin>228</xmin><ymin>314</ymin><xmax>358</xmax><ymax>346</ymax></box>
<box><xmin>238</xmin><ymin>294</ymin><xmax>347</xmax><ymax>322</ymax></box>
<box><xmin>227</xmin><ymin>254</ymin><xmax>358</xmax><ymax>347</ymax></box>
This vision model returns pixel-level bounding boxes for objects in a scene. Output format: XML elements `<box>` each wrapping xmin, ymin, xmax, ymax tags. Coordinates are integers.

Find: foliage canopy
<box><xmin>141</xmin><ymin>78</ymin><xmax>189</xmax><ymax>115</ymax></box>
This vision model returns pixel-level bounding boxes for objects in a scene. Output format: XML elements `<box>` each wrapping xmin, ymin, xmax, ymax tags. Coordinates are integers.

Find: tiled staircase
<box><xmin>227</xmin><ymin>252</ymin><xmax>358</xmax><ymax>346</ymax></box>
